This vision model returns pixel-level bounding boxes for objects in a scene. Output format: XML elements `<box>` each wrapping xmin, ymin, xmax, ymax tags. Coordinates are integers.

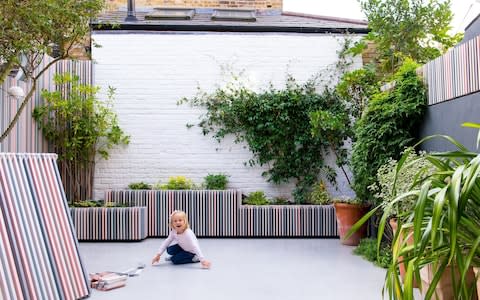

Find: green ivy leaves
<box><xmin>181</xmin><ymin>77</ymin><xmax>351</xmax><ymax>203</ymax></box>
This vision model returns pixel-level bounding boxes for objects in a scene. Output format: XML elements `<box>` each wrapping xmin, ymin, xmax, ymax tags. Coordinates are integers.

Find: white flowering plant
<box><xmin>368</xmin><ymin>147</ymin><xmax>435</xmax><ymax>221</ymax></box>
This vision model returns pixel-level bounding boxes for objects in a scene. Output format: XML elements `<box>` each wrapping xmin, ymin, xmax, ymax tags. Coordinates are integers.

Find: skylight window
<box><xmin>145</xmin><ymin>8</ymin><xmax>195</xmax><ymax>20</ymax></box>
<box><xmin>211</xmin><ymin>9</ymin><xmax>256</xmax><ymax>22</ymax></box>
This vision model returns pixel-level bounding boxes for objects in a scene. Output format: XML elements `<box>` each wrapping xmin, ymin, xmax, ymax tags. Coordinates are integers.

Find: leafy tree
<box><xmin>0</xmin><ymin>0</ymin><xmax>104</xmax><ymax>142</ymax></box>
<box><xmin>33</xmin><ymin>73</ymin><xmax>129</xmax><ymax>202</ymax></box>
<box><xmin>359</xmin><ymin>0</ymin><xmax>462</xmax><ymax>74</ymax></box>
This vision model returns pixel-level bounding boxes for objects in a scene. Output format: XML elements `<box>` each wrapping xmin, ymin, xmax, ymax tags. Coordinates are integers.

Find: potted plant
<box><xmin>333</xmin><ymin>197</ymin><xmax>370</xmax><ymax>246</ymax></box>
<box><xmin>349</xmin><ymin>126</ymin><xmax>480</xmax><ymax>299</ymax></box>
<box><xmin>369</xmin><ymin>148</ymin><xmax>435</xmax><ymax>282</ymax></box>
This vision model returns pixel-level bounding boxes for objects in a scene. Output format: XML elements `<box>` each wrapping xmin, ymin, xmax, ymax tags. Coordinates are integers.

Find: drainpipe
<box><xmin>125</xmin><ymin>0</ymin><xmax>138</xmax><ymax>21</ymax></box>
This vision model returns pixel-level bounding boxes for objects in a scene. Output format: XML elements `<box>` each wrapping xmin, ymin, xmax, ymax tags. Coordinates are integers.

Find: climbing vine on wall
<box><xmin>179</xmin><ymin>76</ymin><xmax>351</xmax><ymax>203</ymax></box>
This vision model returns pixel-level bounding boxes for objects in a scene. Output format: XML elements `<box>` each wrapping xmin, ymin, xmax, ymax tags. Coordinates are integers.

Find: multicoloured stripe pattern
<box><xmin>105</xmin><ymin>190</ymin><xmax>238</xmax><ymax>237</ymax></box>
<box><xmin>238</xmin><ymin>204</ymin><xmax>338</xmax><ymax>237</ymax></box>
<box><xmin>0</xmin><ymin>57</ymin><xmax>92</xmax><ymax>152</ymax></box>
<box><xmin>0</xmin><ymin>153</ymin><xmax>89</xmax><ymax>300</ymax></box>
<box><xmin>70</xmin><ymin>207</ymin><xmax>148</xmax><ymax>241</ymax></box>
<box><xmin>422</xmin><ymin>36</ymin><xmax>480</xmax><ymax>105</ymax></box>
<box><xmin>106</xmin><ymin>190</ymin><xmax>338</xmax><ymax>237</ymax></box>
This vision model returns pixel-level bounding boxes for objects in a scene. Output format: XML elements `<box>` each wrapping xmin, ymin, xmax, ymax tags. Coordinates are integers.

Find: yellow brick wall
<box><xmin>105</xmin><ymin>0</ymin><xmax>282</xmax><ymax>10</ymax></box>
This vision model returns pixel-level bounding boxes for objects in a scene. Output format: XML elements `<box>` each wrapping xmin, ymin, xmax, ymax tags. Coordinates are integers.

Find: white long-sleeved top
<box><xmin>157</xmin><ymin>228</ymin><xmax>205</xmax><ymax>261</ymax></box>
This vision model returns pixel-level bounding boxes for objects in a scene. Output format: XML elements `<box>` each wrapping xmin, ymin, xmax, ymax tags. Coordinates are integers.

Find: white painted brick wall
<box><xmin>92</xmin><ymin>32</ymin><xmax>362</xmax><ymax>200</ymax></box>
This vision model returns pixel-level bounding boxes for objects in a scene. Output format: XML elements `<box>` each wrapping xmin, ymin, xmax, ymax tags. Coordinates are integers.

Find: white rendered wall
<box><xmin>92</xmin><ymin>32</ymin><xmax>362</xmax><ymax>200</ymax></box>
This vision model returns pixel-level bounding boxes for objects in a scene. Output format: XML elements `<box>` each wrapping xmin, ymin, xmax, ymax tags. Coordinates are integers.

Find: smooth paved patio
<box><xmin>79</xmin><ymin>238</ymin><xmax>389</xmax><ymax>300</ymax></box>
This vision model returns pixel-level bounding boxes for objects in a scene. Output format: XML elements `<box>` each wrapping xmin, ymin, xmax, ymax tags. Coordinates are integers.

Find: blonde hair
<box><xmin>169</xmin><ymin>210</ymin><xmax>190</xmax><ymax>229</ymax></box>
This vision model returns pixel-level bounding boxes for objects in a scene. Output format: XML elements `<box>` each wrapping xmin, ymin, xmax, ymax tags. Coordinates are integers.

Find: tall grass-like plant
<box><xmin>348</xmin><ymin>124</ymin><xmax>480</xmax><ymax>299</ymax></box>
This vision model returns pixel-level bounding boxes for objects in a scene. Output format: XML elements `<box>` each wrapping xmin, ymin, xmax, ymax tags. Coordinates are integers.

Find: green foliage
<box><xmin>349</xmin><ymin>126</ymin><xmax>480</xmax><ymax>299</ymax></box>
<box><xmin>33</xmin><ymin>73</ymin><xmax>130</xmax><ymax>162</ymax></box>
<box><xmin>128</xmin><ymin>182</ymin><xmax>152</xmax><ymax>190</ymax></box>
<box><xmin>204</xmin><ymin>174</ymin><xmax>229</xmax><ymax>190</ymax></box>
<box><xmin>360</xmin><ymin>0</ymin><xmax>462</xmax><ymax>74</ymax></box>
<box><xmin>369</xmin><ymin>148</ymin><xmax>435</xmax><ymax>218</ymax></box>
<box><xmin>308</xmin><ymin>181</ymin><xmax>330</xmax><ymax>205</ymax></box>
<box><xmin>272</xmin><ymin>196</ymin><xmax>291</xmax><ymax>205</ymax></box>
<box><xmin>351</xmin><ymin>60</ymin><xmax>426</xmax><ymax>201</ymax></box>
<box><xmin>336</xmin><ymin>67</ymin><xmax>380</xmax><ymax>119</ymax></box>
<box><xmin>159</xmin><ymin>176</ymin><xmax>195</xmax><ymax>190</ymax></box>
<box><xmin>353</xmin><ymin>238</ymin><xmax>392</xmax><ymax>269</ymax></box>
<box><xmin>0</xmin><ymin>0</ymin><xmax>105</xmax><ymax>83</ymax></box>
<box><xmin>180</xmin><ymin>76</ymin><xmax>351</xmax><ymax>203</ymax></box>
<box><xmin>70</xmin><ymin>200</ymin><xmax>126</xmax><ymax>207</ymax></box>
<box><xmin>70</xmin><ymin>200</ymin><xmax>103</xmax><ymax>207</ymax></box>
<box><xmin>243</xmin><ymin>191</ymin><xmax>270</xmax><ymax>205</ymax></box>
<box><xmin>33</xmin><ymin>73</ymin><xmax>130</xmax><ymax>202</ymax></box>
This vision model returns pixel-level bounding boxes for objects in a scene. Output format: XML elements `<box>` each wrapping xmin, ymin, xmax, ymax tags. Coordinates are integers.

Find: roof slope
<box><xmin>92</xmin><ymin>11</ymin><xmax>369</xmax><ymax>33</ymax></box>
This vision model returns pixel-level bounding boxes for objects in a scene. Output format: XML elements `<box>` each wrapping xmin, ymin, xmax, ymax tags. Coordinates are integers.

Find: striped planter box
<box><xmin>0</xmin><ymin>153</ymin><xmax>89</xmax><ymax>300</ymax></box>
<box><xmin>106</xmin><ymin>190</ymin><xmax>338</xmax><ymax>237</ymax></box>
<box><xmin>237</xmin><ymin>204</ymin><xmax>338</xmax><ymax>237</ymax></box>
<box><xmin>105</xmin><ymin>190</ymin><xmax>238</xmax><ymax>237</ymax></box>
<box><xmin>71</xmin><ymin>207</ymin><xmax>148</xmax><ymax>241</ymax></box>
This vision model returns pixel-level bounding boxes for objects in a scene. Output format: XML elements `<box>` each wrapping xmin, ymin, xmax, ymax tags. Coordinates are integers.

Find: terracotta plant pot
<box><xmin>474</xmin><ymin>267</ymin><xmax>480</xmax><ymax>300</ymax></box>
<box><xmin>334</xmin><ymin>202</ymin><xmax>369</xmax><ymax>246</ymax></box>
<box><xmin>420</xmin><ymin>264</ymin><xmax>478</xmax><ymax>300</ymax></box>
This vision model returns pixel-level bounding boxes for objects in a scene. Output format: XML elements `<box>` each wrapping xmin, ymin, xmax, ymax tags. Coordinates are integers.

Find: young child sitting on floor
<box><xmin>151</xmin><ymin>210</ymin><xmax>211</xmax><ymax>269</ymax></box>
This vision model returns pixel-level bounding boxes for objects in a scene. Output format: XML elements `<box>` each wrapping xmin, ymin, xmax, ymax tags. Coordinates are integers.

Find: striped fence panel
<box><xmin>422</xmin><ymin>35</ymin><xmax>480</xmax><ymax>105</ymax></box>
<box><xmin>70</xmin><ymin>207</ymin><xmax>148</xmax><ymax>241</ymax></box>
<box><xmin>0</xmin><ymin>56</ymin><xmax>92</xmax><ymax>153</ymax></box>
<box><xmin>106</xmin><ymin>190</ymin><xmax>338</xmax><ymax>238</ymax></box>
<box><xmin>105</xmin><ymin>190</ymin><xmax>239</xmax><ymax>237</ymax></box>
<box><xmin>0</xmin><ymin>153</ymin><xmax>89</xmax><ymax>300</ymax></box>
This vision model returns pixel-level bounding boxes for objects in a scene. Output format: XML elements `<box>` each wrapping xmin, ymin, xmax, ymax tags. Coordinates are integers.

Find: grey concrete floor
<box><xmin>78</xmin><ymin>238</ymin><xmax>389</xmax><ymax>300</ymax></box>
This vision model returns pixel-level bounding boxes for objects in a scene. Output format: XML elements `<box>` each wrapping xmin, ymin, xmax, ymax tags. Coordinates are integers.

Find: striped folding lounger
<box><xmin>0</xmin><ymin>153</ymin><xmax>90</xmax><ymax>300</ymax></box>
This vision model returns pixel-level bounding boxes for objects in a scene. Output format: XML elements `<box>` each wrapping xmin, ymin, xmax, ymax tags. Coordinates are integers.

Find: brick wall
<box><xmin>106</xmin><ymin>0</ymin><xmax>282</xmax><ymax>10</ymax></box>
<box><xmin>91</xmin><ymin>32</ymin><xmax>362</xmax><ymax>201</ymax></box>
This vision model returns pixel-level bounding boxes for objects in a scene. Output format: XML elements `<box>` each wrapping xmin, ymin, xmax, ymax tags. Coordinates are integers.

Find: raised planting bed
<box><xmin>70</xmin><ymin>207</ymin><xmax>148</xmax><ymax>241</ymax></box>
<box><xmin>105</xmin><ymin>190</ymin><xmax>238</xmax><ymax>237</ymax></box>
<box><xmin>237</xmin><ymin>204</ymin><xmax>338</xmax><ymax>237</ymax></box>
<box><xmin>106</xmin><ymin>190</ymin><xmax>338</xmax><ymax>237</ymax></box>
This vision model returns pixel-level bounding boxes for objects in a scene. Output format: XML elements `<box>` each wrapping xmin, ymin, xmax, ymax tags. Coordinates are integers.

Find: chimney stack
<box><xmin>125</xmin><ymin>0</ymin><xmax>138</xmax><ymax>21</ymax></box>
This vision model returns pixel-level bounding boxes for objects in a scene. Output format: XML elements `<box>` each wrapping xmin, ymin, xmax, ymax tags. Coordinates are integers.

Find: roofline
<box><xmin>281</xmin><ymin>11</ymin><xmax>368</xmax><ymax>26</ymax></box>
<box><xmin>465</xmin><ymin>13</ymin><xmax>480</xmax><ymax>31</ymax></box>
<box><xmin>90</xmin><ymin>22</ymin><xmax>370</xmax><ymax>34</ymax></box>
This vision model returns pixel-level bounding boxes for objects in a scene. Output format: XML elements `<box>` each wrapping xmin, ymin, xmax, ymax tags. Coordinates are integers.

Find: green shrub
<box><xmin>160</xmin><ymin>176</ymin><xmax>195</xmax><ymax>190</ymax></box>
<box><xmin>243</xmin><ymin>191</ymin><xmax>270</xmax><ymax>205</ymax></box>
<box><xmin>70</xmin><ymin>200</ymin><xmax>126</xmax><ymax>208</ymax></box>
<box><xmin>307</xmin><ymin>181</ymin><xmax>330</xmax><ymax>205</ymax></box>
<box><xmin>272</xmin><ymin>196</ymin><xmax>291</xmax><ymax>205</ymax></box>
<box><xmin>204</xmin><ymin>174</ymin><xmax>228</xmax><ymax>190</ymax></box>
<box><xmin>369</xmin><ymin>147</ymin><xmax>435</xmax><ymax>218</ymax></box>
<box><xmin>351</xmin><ymin>59</ymin><xmax>427</xmax><ymax>201</ymax></box>
<box><xmin>128</xmin><ymin>182</ymin><xmax>152</xmax><ymax>190</ymax></box>
<box><xmin>71</xmin><ymin>200</ymin><xmax>102</xmax><ymax>207</ymax></box>
<box><xmin>353</xmin><ymin>238</ymin><xmax>392</xmax><ymax>269</ymax></box>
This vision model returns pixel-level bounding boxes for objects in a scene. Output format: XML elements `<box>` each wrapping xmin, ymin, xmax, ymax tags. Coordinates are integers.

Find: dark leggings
<box><xmin>166</xmin><ymin>244</ymin><xmax>196</xmax><ymax>265</ymax></box>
